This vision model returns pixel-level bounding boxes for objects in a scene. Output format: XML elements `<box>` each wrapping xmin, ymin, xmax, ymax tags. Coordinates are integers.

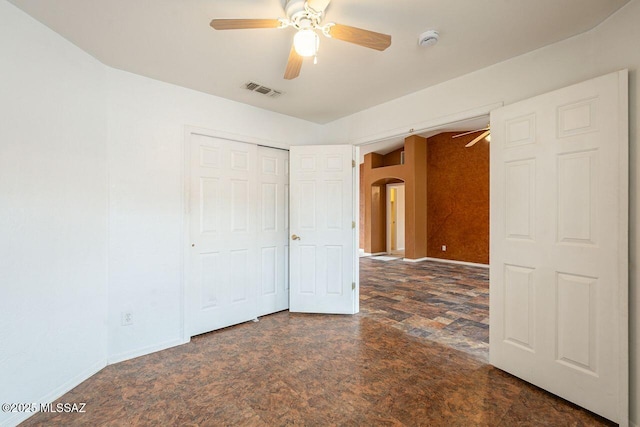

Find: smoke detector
<box><xmin>418</xmin><ymin>30</ymin><xmax>439</xmax><ymax>47</ymax></box>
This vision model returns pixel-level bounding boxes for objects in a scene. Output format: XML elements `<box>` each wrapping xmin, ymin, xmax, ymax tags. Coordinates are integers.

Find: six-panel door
<box><xmin>490</xmin><ymin>70</ymin><xmax>628</xmax><ymax>423</ymax></box>
<box><xmin>289</xmin><ymin>145</ymin><xmax>357</xmax><ymax>314</ymax></box>
<box><xmin>188</xmin><ymin>135</ymin><xmax>292</xmax><ymax>335</ymax></box>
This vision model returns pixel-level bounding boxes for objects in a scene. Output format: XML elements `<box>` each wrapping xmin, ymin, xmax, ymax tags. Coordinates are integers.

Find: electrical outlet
<box><xmin>441</xmin><ymin>245</ymin><xmax>447</xmax><ymax>251</ymax></box>
<box><xmin>121</xmin><ymin>311</ymin><xmax>133</xmax><ymax>326</ymax></box>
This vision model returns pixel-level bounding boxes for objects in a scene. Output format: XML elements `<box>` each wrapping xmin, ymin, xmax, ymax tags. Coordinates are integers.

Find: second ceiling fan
<box><xmin>452</xmin><ymin>125</ymin><xmax>491</xmax><ymax>147</ymax></box>
<box><xmin>210</xmin><ymin>0</ymin><xmax>392</xmax><ymax>80</ymax></box>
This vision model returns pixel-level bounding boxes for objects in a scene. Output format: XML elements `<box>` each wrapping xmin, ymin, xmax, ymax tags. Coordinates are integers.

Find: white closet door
<box><xmin>257</xmin><ymin>146</ymin><xmax>290</xmax><ymax>316</ymax></box>
<box><xmin>187</xmin><ymin>134</ymin><xmax>259</xmax><ymax>336</ymax></box>
<box><xmin>490</xmin><ymin>70</ymin><xmax>628</xmax><ymax>423</ymax></box>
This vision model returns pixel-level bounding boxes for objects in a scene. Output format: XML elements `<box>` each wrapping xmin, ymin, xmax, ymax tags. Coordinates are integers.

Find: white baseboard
<box><xmin>1</xmin><ymin>359</ymin><xmax>106</xmax><ymax>427</ymax></box>
<box><xmin>403</xmin><ymin>256</ymin><xmax>489</xmax><ymax>268</ymax></box>
<box><xmin>402</xmin><ymin>257</ymin><xmax>429</xmax><ymax>263</ymax></box>
<box><xmin>107</xmin><ymin>337</ymin><xmax>188</xmax><ymax>365</ymax></box>
<box><xmin>361</xmin><ymin>252</ymin><xmax>386</xmax><ymax>257</ymax></box>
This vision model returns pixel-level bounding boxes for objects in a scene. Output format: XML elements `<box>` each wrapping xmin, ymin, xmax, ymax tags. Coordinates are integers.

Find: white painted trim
<box><xmin>615</xmin><ymin>69</ymin><xmax>630</xmax><ymax>427</ymax></box>
<box><xmin>362</xmin><ymin>252</ymin><xmax>387</xmax><ymax>257</ymax></box>
<box><xmin>182</xmin><ymin>127</ymin><xmax>192</xmax><ymax>343</ymax></box>
<box><xmin>105</xmin><ymin>95</ymin><xmax>112</xmax><ymax>370</ymax></box>
<box><xmin>1</xmin><ymin>360</ymin><xmax>106</xmax><ymax>427</ymax></box>
<box><xmin>404</xmin><ymin>256</ymin><xmax>490</xmax><ymax>269</ymax></box>
<box><xmin>184</xmin><ymin>125</ymin><xmax>290</xmax><ymax>150</ymax></box>
<box><xmin>386</xmin><ymin>183</ymin><xmax>405</xmax><ymax>256</ymax></box>
<box><xmin>352</xmin><ymin>102</ymin><xmax>503</xmax><ymax>147</ymax></box>
<box><xmin>353</xmin><ymin>145</ymin><xmax>360</xmax><ymax>314</ymax></box>
<box><xmin>108</xmin><ymin>338</ymin><xmax>188</xmax><ymax>365</ymax></box>
<box><xmin>179</xmin><ymin>129</ymin><xmax>187</xmax><ymax>345</ymax></box>
<box><xmin>402</xmin><ymin>257</ymin><xmax>429</xmax><ymax>263</ymax></box>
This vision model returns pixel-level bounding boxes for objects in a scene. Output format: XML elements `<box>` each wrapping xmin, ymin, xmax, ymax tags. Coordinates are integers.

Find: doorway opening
<box><xmin>386</xmin><ymin>183</ymin><xmax>405</xmax><ymax>257</ymax></box>
<box><xmin>357</xmin><ymin>114</ymin><xmax>492</xmax><ymax>360</ymax></box>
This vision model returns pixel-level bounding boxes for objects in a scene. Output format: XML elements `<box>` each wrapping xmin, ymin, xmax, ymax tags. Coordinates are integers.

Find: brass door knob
<box><xmin>291</xmin><ymin>234</ymin><xmax>301</xmax><ymax>241</ymax></box>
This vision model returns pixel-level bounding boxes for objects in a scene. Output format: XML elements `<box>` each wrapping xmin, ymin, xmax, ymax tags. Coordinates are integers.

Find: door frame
<box><xmin>354</xmin><ymin>103</ymin><xmax>502</xmax><ymax>262</ymax></box>
<box><xmin>181</xmin><ymin>126</ymin><xmax>289</xmax><ymax>342</ymax></box>
<box><xmin>386</xmin><ymin>183</ymin><xmax>405</xmax><ymax>255</ymax></box>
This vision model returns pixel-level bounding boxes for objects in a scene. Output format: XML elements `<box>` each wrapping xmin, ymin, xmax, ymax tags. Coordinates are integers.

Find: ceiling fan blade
<box><xmin>284</xmin><ymin>43</ymin><xmax>303</xmax><ymax>80</ymax></box>
<box><xmin>210</xmin><ymin>19</ymin><xmax>282</xmax><ymax>30</ymax></box>
<box><xmin>465</xmin><ymin>130</ymin><xmax>491</xmax><ymax>148</ymax></box>
<box><xmin>306</xmin><ymin>0</ymin><xmax>331</xmax><ymax>13</ymax></box>
<box><xmin>452</xmin><ymin>127</ymin><xmax>489</xmax><ymax>138</ymax></box>
<box><xmin>327</xmin><ymin>24</ymin><xmax>391</xmax><ymax>51</ymax></box>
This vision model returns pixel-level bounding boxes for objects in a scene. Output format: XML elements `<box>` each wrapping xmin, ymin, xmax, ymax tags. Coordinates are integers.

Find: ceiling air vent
<box><xmin>243</xmin><ymin>81</ymin><xmax>284</xmax><ymax>99</ymax></box>
<box><xmin>255</xmin><ymin>86</ymin><xmax>271</xmax><ymax>95</ymax></box>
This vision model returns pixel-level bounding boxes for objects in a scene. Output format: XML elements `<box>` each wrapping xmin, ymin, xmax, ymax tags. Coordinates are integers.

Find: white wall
<box><xmin>106</xmin><ymin>69</ymin><xmax>322</xmax><ymax>362</ymax></box>
<box><xmin>0</xmin><ymin>2</ymin><xmax>108</xmax><ymax>426</ymax></box>
<box><xmin>323</xmin><ymin>1</ymin><xmax>640</xmax><ymax>424</ymax></box>
<box><xmin>3</xmin><ymin>0</ymin><xmax>639</xmax><ymax>424</ymax></box>
<box><xmin>0</xmin><ymin>1</ymin><xmax>322</xmax><ymax>424</ymax></box>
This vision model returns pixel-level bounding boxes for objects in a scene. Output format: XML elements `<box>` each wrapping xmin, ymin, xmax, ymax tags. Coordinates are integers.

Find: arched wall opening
<box><xmin>360</xmin><ymin>130</ymin><xmax>490</xmax><ymax>264</ymax></box>
<box><xmin>362</xmin><ymin>135</ymin><xmax>428</xmax><ymax>260</ymax></box>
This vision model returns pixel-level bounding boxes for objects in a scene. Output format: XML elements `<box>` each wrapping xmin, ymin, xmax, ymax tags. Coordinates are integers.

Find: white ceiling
<box><xmin>9</xmin><ymin>0</ymin><xmax>628</xmax><ymax>124</ymax></box>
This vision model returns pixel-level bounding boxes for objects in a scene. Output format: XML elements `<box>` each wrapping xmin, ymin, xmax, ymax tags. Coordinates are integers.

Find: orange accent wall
<box><xmin>362</xmin><ymin>136</ymin><xmax>428</xmax><ymax>259</ymax></box>
<box><xmin>426</xmin><ymin>132</ymin><xmax>489</xmax><ymax>264</ymax></box>
<box><xmin>381</xmin><ymin>147</ymin><xmax>404</xmax><ymax>166</ymax></box>
<box><xmin>360</xmin><ymin>132</ymin><xmax>489</xmax><ymax>263</ymax></box>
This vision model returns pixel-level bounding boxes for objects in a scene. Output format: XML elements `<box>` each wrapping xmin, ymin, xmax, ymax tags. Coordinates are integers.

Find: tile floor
<box><xmin>20</xmin><ymin>259</ymin><xmax>613</xmax><ymax>426</ymax></box>
<box><xmin>360</xmin><ymin>257</ymin><xmax>490</xmax><ymax>361</ymax></box>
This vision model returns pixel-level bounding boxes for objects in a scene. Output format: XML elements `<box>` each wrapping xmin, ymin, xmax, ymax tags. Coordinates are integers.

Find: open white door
<box><xmin>289</xmin><ymin>145</ymin><xmax>358</xmax><ymax>314</ymax></box>
<box><xmin>490</xmin><ymin>70</ymin><xmax>628</xmax><ymax>423</ymax></box>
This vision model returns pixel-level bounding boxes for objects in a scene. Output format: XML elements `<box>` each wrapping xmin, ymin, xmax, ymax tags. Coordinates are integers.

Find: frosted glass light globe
<box><xmin>294</xmin><ymin>29</ymin><xmax>319</xmax><ymax>57</ymax></box>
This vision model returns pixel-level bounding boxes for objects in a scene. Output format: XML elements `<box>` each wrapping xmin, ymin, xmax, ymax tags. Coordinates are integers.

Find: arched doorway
<box><xmin>362</xmin><ymin>135</ymin><xmax>428</xmax><ymax>260</ymax></box>
<box><xmin>386</xmin><ymin>182</ymin><xmax>405</xmax><ymax>256</ymax></box>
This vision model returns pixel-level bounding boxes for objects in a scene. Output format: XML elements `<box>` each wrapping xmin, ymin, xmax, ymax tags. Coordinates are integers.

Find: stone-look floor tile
<box><xmin>19</xmin><ymin>259</ymin><xmax>611</xmax><ymax>426</ymax></box>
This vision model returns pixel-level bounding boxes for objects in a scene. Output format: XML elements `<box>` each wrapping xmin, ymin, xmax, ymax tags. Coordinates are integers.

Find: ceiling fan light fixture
<box><xmin>294</xmin><ymin>29</ymin><xmax>319</xmax><ymax>57</ymax></box>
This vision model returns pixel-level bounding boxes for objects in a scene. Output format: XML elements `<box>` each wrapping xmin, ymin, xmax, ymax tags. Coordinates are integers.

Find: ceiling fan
<box><xmin>452</xmin><ymin>125</ymin><xmax>490</xmax><ymax>147</ymax></box>
<box><xmin>210</xmin><ymin>0</ymin><xmax>392</xmax><ymax>80</ymax></box>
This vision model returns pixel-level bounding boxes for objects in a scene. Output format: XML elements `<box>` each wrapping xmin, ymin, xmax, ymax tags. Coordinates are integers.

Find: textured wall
<box><xmin>382</xmin><ymin>147</ymin><xmax>404</xmax><ymax>166</ymax></box>
<box><xmin>362</xmin><ymin>137</ymin><xmax>427</xmax><ymax>258</ymax></box>
<box><xmin>426</xmin><ymin>132</ymin><xmax>489</xmax><ymax>264</ymax></box>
